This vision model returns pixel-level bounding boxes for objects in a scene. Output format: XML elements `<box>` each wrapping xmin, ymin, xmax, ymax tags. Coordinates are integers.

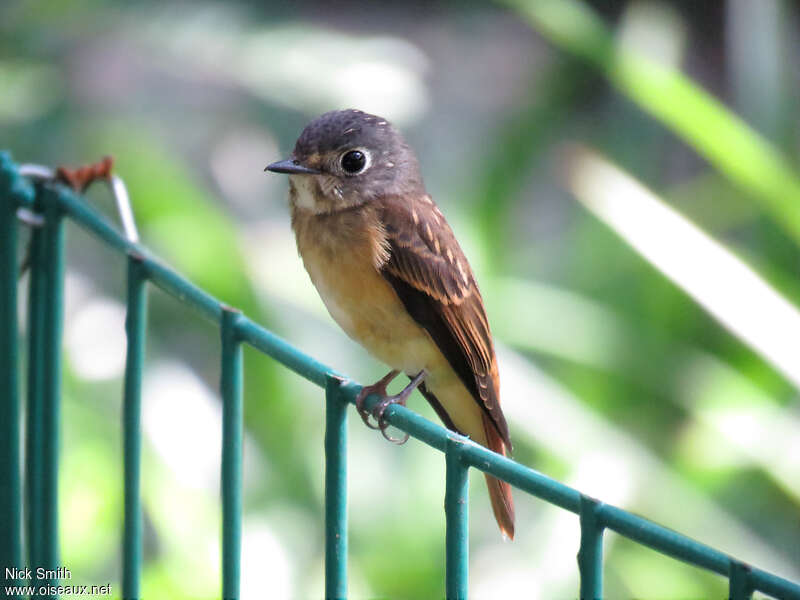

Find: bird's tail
<box><xmin>482</xmin><ymin>412</ymin><xmax>515</xmax><ymax>540</ymax></box>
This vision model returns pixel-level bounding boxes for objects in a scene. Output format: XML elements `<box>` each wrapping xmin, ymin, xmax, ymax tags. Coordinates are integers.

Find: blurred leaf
<box><xmin>564</xmin><ymin>144</ymin><xmax>800</xmax><ymax>390</ymax></box>
<box><xmin>504</xmin><ymin>0</ymin><xmax>800</xmax><ymax>245</ymax></box>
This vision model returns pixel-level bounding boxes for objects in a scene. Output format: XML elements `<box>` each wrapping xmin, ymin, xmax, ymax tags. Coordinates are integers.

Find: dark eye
<box><xmin>341</xmin><ymin>150</ymin><xmax>366</xmax><ymax>174</ymax></box>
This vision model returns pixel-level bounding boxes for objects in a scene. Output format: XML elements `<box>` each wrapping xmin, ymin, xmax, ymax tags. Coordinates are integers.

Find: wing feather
<box><xmin>379</xmin><ymin>195</ymin><xmax>511</xmax><ymax>450</ymax></box>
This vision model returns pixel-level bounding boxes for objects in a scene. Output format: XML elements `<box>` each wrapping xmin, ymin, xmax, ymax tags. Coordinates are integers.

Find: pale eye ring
<box><xmin>340</xmin><ymin>149</ymin><xmax>369</xmax><ymax>175</ymax></box>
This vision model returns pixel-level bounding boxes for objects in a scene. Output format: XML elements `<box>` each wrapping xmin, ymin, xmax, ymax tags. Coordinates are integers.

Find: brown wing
<box><xmin>379</xmin><ymin>194</ymin><xmax>511</xmax><ymax>450</ymax></box>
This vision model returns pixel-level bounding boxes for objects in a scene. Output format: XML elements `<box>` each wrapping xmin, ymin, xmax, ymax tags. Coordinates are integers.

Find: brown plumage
<box><xmin>380</xmin><ymin>193</ymin><xmax>514</xmax><ymax>538</ymax></box>
<box><xmin>267</xmin><ymin>109</ymin><xmax>515</xmax><ymax>538</ymax></box>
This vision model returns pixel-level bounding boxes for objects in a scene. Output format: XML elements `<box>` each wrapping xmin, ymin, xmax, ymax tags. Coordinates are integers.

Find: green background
<box><xmin>2</xmin><ymin>0</ymin><xmax>799</xmax><ymax>598</ymax></box>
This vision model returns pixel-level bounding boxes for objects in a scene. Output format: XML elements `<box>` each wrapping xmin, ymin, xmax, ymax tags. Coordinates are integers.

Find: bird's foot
<box><xmin>355</xmin><ymin>370</ymin><xmax>400</xmax><ymax>430</ymax></box>
<box><xmin>356</xmin><ymin>370</ymin><xmax>427</xmax><ymax>445</ymax></box>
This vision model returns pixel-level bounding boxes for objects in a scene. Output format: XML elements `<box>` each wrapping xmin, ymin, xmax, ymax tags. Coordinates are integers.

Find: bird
<box><xmin>265</xmin><ymin>109</ymin><xmax>514</xmax><ymax>539</ymax></box>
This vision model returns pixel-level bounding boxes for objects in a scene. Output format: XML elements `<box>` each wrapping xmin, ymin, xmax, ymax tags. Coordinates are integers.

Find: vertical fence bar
<box><xmin>221</xmin><ymin>308</ymin><xmax>243</xmax><ymax>600</ymax></box>
<box><xmin>578</xmin><ymin>495</ymin><xmax>605</xmax><ymax>600</ymax></box>
<box><xmin>445</xmin><ymin>438</ymin><xmax>469</xmax><ymax>600</ymax></box>
<box><xmin>25</xmin><ymin>195</ymin><xmax>46</xmax><ymax>579</ymax></box>
<box><xmin>40</xmin><ymin>188</ymin><xmax>65</xmax><ymax>597</ymax></box>
<box><xmin>123</xmin><ymin>253</ymin><xmax>148</xmax><ymax>600</ymax></box>
<box><xmin>25</xmin><ymin>187</ymin><xmax>64</xmax><ymax>598</ymax></box>
<box><xmin>0</xmin><ymin>177</ymin><xmax>21</xmax><ymax>591</ymax></box>
<box><xmin>729</xmin><ymin>561</ymin><xmax>753</xmax><ymax>600</ymax></box>
<box><xmin>324</xmin><ymin>375</ymin><xmax>348</xmax><ymax>600</ymax></box>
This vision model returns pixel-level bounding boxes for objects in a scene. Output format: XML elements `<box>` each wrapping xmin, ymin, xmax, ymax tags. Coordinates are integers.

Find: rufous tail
<box><xmin>482</xmin><ymin>412</ymin><xmax>515</xmax><ymax>539</ymax></box>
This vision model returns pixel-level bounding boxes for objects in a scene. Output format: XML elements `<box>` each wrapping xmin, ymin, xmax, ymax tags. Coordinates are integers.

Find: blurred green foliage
<box><xmin>3</xmin><ymin>0</ymin><xmax>799</xmax><ymax>598</ymax></box>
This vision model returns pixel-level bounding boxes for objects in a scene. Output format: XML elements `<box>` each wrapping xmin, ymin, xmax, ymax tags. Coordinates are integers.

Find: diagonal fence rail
<box><xmin>1</xmin><ymin>151</ymin><xmax>799</xmax><ymax>600</ymax></box>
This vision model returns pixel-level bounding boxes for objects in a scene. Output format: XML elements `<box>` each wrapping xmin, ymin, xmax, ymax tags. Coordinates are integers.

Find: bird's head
<box><xmin>266</xmin><ymin>109</ymin><xmax>424</xmax><ymax>214</ymax></box>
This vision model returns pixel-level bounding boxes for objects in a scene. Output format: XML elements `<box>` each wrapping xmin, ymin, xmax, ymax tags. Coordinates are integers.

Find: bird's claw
<box><xmin>355</xmin><ymin>370</ymin><xmax>400</xmax><ymax>431</ymax></box>
<box><xmin>355</xmin><ymin>388</ymin><xmax>408</xmax><ymax>443</ymax></box>
<box><xmin>372</xmin><ymin>396</ymin><xmax>410</xmax><ymax>445</ymax></box>
<box><xmin>354</xmin><ymin>369</ymin><xmax>426</xmax><ymax>446</ymax></box>
<box><xmin>355</xmin><ymin>393</ymin><xmax>382</xmax><ymax>431</ymax></box>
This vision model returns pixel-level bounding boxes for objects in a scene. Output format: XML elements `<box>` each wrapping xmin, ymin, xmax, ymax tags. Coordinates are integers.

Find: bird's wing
<box><xmin>378</xmin><ymin>195</ymin><xmax>511</xmax><ymax>450</ymax></box>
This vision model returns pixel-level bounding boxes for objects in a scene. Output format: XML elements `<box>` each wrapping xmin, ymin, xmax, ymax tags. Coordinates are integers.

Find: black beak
<box><xmin>264</xmin><ymin>159</ymin><xmax>321</xmax><ymax>175</ymax></box>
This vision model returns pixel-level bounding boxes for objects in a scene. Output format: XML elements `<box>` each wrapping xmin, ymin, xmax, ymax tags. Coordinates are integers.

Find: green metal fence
<box><xmin>1</xmin><ymin>151</ymin><xmax>799</xmax><ymax>600</ymax></box>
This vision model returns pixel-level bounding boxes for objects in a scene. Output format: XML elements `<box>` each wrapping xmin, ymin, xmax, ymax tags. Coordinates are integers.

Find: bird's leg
<box><xmin>355</xmin><ymin>370</ymin><xmax>400</xmax><ymax>430</ymax></box>
<box><xmin>373</xmin><ymin>370</ymin><xmax>427</xmax><ymax>445</ymax></box>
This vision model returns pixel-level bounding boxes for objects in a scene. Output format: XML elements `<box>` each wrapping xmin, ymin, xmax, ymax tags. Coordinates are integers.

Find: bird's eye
<box><xmin>341</xmin><ymin>150</ymin><xmax>367</xmax><ymax>174</ymax></box>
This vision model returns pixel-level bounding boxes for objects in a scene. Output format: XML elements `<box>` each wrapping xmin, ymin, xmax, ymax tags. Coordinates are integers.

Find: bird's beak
<box><xmin>264</xmin><ymin>159</ymin><xmax>321</xmax><ymax>175</ymax></box>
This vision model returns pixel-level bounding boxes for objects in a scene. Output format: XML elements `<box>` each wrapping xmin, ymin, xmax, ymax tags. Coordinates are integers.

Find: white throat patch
<box><xmin>289</xmin><ymin>175</ymin><xmax>318</xmax><ymax>211</ymax></box>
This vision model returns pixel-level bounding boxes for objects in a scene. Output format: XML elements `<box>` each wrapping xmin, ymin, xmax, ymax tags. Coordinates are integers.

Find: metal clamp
<box><xmin>16</xmin><ymin>164</ymin><xmax>54</xmax><ymax>228</ymax></box>
<box><xmin>18</xmin><ymin>163</ymin><xmax>55</xmax><ymax>180</ymax></box>
<box><xmin>17</xmin><ymin>161</ymin><xmax>139</xmax><ymax>242</ymax></box>
<box><xmin>109</xmin><ymin>174</ymin><xmax>138</xmax><ymax>243</ymax></box>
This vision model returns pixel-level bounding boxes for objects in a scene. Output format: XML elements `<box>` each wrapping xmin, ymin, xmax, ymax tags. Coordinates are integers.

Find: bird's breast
<box><xmin>292</xmin><ymin>206</ymin><xmax>444</xmax><ymax>376</ymax></box>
